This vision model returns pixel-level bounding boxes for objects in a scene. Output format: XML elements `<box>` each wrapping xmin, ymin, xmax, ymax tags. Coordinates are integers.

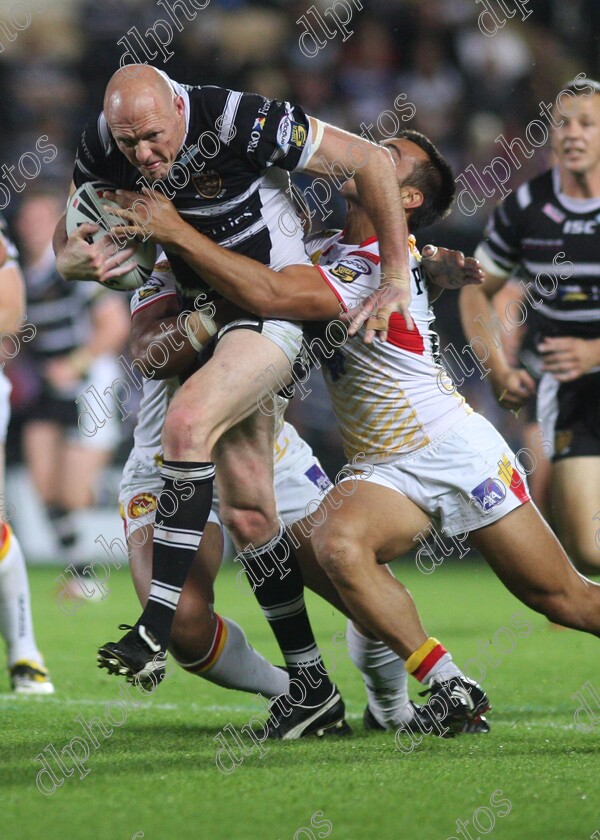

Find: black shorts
<box><xmin>538</xmin><ymin>370</ymin><xmax>600</xmax><ymax>462</ymax></box>
<box><xmin>25</xmin><ymin>385</ymin><xmax>79</xmax><ymax>429</ymax></box>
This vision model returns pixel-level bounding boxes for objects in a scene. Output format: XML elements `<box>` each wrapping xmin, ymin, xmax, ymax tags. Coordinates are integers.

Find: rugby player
<box><xmin>460</xmin><ymin>77</ymin><xmax>600</xmax><ymax>574</ymax></box>
<box><xmin>110</xmin><ymin>128</ymin><xmax>600</xmax><ymax>704</ymax></box>
<box><xmin>115</xmin><ymin>262</ymin><xmax>488</xmax><ymax>737</ymax></box>
<box><xmin>54</xmin><ymin>66</ymin><xmax>414</xmax><ymax>716</ymax></box>
<box><xmin>0</xmin><ymin>217</ymin><xmax>54</xmax><ymax>694</ymax></box>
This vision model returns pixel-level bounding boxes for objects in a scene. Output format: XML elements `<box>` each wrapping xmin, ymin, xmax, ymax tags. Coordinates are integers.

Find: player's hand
<box><xmin>106</xmin><ymin>188</ymin><xmax>184</xmax><ymax>248</ymax></box>
<box><xmin>493</xmin><ymin>367</ymin><xmax>536</xmax><ymax>410</ymax></box>
<box><xmin>538</xmin><ymin>336</ymin><xmax>600</xmax><ymax>382</ymax></box>
<box><xmin>363</xmin><ymin>271</ymin><xmax>413</xmax><ymax>344</ymax></box>
<box><xmin>56</xmin><ymin>223</ymin><xmax>136</xmax><ymax>284</ymax></box>
<box><xmin>343</xmin><ymin>281</ymin><xmax>395</xmax><ymax>336</ymax></box>
<box><xmin>421</xmin><ymin>245</ymin><xmax>484</xmax><ymax>289</ymax></box>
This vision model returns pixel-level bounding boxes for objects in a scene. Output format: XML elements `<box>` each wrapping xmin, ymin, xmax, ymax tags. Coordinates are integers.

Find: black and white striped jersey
<box><xmin>23</xmin><ymin>246</ymin><xmax>101</xmax><ymax>360</ymax></box>
<box><xmin>477</xmin><ymin>168</ymin><xmax>600</xmax><ymax>339</ymax></box>
<box><xmin>73</xmin><ymin>75</ymin><xmax>312</xmax><ymax>307</ymax></box>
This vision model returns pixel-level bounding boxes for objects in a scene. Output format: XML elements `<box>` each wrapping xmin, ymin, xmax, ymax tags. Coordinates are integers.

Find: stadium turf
<box><xmin>2</xmin><ymin>559</ymin><xmax>599</xmax><ymax>840</ymax></box>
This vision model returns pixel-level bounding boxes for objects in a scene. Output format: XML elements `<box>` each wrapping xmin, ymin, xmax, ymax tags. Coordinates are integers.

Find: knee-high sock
<box><xmin>140</xmin><ymin>460</ymin><xmax>215</xmax><ymax>650</ymax></box>
<box><xmin>346</xmin><ymin>620</ymin><xmax>414</xmax><ymax>727</ymax></box>
<box><xmin>0</xmin><ymin>524</ymin><xmax>42</xmax><ymax>666</ymax></box>
<box><xmin>176</xmin><ymin>614</ymin><xmax>290</xmax><ymax>698</ymax></box>
<box><xmin>237</xmin><ymin>523</ymin><xmax>334</xmax><ymax>706</ymax></box>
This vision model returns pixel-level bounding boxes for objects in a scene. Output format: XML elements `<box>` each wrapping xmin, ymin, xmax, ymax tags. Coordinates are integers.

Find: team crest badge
<box><xmin>127</xmin><ymin>493</ymin><xmax>158</xmax><ymax>519</ymax></box>
<box><xmin>192</xmin><ymin>170</ymin><xmax>224</xmax><ymax>200</ymax></box>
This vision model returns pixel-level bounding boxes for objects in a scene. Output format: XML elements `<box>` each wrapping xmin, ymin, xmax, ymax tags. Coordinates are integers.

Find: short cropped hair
<box><xmin>388</xmin><ymin>129</ymin><xmax>456</xmax><ymax>231</ymax></box>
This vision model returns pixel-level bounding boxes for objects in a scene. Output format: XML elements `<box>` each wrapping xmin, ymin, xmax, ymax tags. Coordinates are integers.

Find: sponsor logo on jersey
<box><xmin>563</xmin><ymin>219</ymin><xmax>597</xmax><ymax>234</ymax></box>
<box><xmin>330</xmin><ymin>257</ymin><xmax>372</xmax><ymax>282</ymax></box>
<box><xmin>304</xmin><ymin>463</ymin><xmax>332</xmax><ymax>493</ymax></box>
<box><xmin>276</xmin><ymin>116</ymin><xmax>292</xmax><ymax>148</ymax></box>
<box><xmin>192</xmin><ymin>170</ymin><xmax>224</xmax><ymax>200</ymax></box>
<box><xmin>127</xmin><ymin>493</ymin><xmax>158</xmax><ymax>519</ymax></box>
<box><xmin>542</xmin><ymin>203</ymin><xmax>566</xmax><ymax>224</ymax></box>
<box><xmin>347</xmin><ymin>249</ymin><xmax>380</xmax><ymax>265</ymax></box>
<box><xmin>470</xmin><ymin>477</ymin><xmax>506</xmax><ymax>512</ymax></box>
<box><xmin>290</xmin><ymin>122</ymin><xmax>307</xmax><ymax>148</ymax></box>
<box><xmin>246</xmin><ymin>115</ymin><xmax>266</xmax><ymax>153</ymax></box>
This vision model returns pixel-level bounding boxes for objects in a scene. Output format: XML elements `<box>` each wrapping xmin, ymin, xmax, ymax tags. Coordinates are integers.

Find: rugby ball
<box><xmin>65</xmin><ymin>181</ymin><xmax>156</xmax><ymax>291</ymax></box>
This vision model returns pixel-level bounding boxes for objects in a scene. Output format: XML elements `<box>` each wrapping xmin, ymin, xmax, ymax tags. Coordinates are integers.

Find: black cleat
<box><xmin>418</xmin><ymin>675</ymin><xmax>491</xmax><ymax>736</ymax></box>
<box><xmin>461</xmin><ymin>714</ymin><xmax>491</xmax><ymax>734</ymax></box>
<box><xmin>265</xmin><ymin>687</ymin><xmax>352</xmax><ymax>740</ymax></box>
<box><xmin>97</xmin><ymin>624</ymin><xmax>166</xmax><ymax>689</ymax></box>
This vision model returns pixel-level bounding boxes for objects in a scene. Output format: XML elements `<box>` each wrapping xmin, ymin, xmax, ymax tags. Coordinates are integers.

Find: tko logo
<box><xmin>563</xmin><ymin>219</ymin><xmax>596</xmax><ymax>235</ymax></box>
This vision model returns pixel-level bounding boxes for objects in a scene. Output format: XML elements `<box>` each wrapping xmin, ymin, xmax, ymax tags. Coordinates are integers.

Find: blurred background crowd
<box><xmin>0</xmin><ymin>0</ymin><xmax>597</xmax><ymax>561</ymax></box>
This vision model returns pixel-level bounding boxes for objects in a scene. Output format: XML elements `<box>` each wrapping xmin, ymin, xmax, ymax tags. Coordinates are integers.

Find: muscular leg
<box><xmin>310</xmin><ymin>480</ymin><xmax>488</xmax><ymax>728</ymax></box>
<box><xmin>22</xmin><ymin>422</ymin><xmax>62</xmax><ymax>504</ymax></box>
<box><xmin>129</xmin><ymin>329</ymin><xmax>295</xmax><ymax>651</ymax></box>
<box><xmin>551</xmin><ymin>457</ymin><xmax>600</xmax><ymax>574</ymax></box>
<box><xmin>311</xmin><ymin>481</ymin><xmax>432</xmax><ymax>659</ymax></box>
<box><xmin>127</xmin><ymin>520</ymin><xmax>288</xmax><ymax>697</ymax></box>
<box><xmin>468</xmin><ymin>501</ymin><xmax>600</xmax><ymax>630</ymax></box>
<box><xmin>216</xmin><ymin>409</ymin><xmax>340</xmax><ymax>707</ymax></box>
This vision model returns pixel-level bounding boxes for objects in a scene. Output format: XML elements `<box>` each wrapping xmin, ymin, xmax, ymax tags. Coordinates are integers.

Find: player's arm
<box><xmin>303</xmin><ymin>117</ymin><xmax>411</xmax><ymax>338</ymax></box>
<box><xmin>459</xmin><ymin>265</ymin><xmax>535</xmax><ymax>410</ymax></box>
<box><xmin>108</xmin><ymin>190</ymin><xmax>341</xmax><ymax>321</ymax></box>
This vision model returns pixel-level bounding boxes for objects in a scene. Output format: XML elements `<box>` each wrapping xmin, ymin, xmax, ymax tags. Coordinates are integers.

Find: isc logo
<box><xmin>563</xmin><ymin>219</ymin><xmax>596</xmax><ymax>234</ymax></box>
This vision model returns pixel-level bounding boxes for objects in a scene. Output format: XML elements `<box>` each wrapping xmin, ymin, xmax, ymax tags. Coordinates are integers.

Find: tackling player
<box><xmin>112</xmin><ymin>263</ymin><xmax>488</xmax><ymax>737</ymax></box>
<box><xmin>460</xmin><ymin>77</ymin><xmax>600</xmax><ymax>574</ymax></box>
<box><xmin>110</xmin><ymin>129</ymin><xmax>600</xmax><ymax>699</ymax></box>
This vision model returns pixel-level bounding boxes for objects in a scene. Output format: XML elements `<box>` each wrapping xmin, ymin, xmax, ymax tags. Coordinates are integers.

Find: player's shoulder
<box><xmin>304</xmin><ymin>229</ymin><xmax>343</xmax><ymax>262</ymax></box>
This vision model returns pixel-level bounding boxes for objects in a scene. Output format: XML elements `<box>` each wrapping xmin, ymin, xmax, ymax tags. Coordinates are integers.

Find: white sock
<box><xmin>0</xmin><ymin>526</ymin><xmax>42</xmax><ymax>666</ymax></box>
<box><xmin>346</xmin><ymin>620</ymin><xmax>414</xmax><ymax>728</ymax></box>
<box><xmin>177</xmin><ymin>615</ymin><xmax>290</xmax><ymax>698</ymax></box>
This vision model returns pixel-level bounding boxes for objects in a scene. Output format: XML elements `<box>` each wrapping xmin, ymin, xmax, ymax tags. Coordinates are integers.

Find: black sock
<box><xmin>237</xmin><ymin>525</ymin><xmax>334</xmax><ymax>706</ymax></box>
<box><xmin>139</xmin><ymin>460</ymin><xmax>215</xmax><ymax>650</ymax></box>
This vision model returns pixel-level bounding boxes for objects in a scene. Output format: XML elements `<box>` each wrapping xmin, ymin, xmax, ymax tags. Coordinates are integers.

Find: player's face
<box><xmin>108</xmin><ymin>94</ymin><xmax>186</xmax><ymax>182</ymax></box>
<box><xmin>552</xmin><ymin>93</ymin><xmax>600</xmax><ymax>176</ymax></box>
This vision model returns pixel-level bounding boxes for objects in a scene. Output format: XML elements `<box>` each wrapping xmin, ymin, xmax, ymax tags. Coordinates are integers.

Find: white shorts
<box><xmin>74</xmin><ymin>355</ymin><xmax>123</xmax><ymax>451</ymax></box>
<box><xmin>118</xmin><ymin>425</ymin><xmax>331</xmax><ymax>537</ymax></box>
<box><xmin>272</xmin><ymin>422</ymin><xmax>332</xmax><ymax>526</ymax></box>
<box><xmin>356</xmin><ymin>413</ymin><xmax>530</xmax><ymax>537</ymax></box>
<box><xmin>119</xmin><ymin>451</ymin><xmax>221</xmax><ymax>538</ymax></box>
<box><xmin>217</xmin><ymin>317</ymin><xmax>303</xmax><ymax>366</ymax></box>
<box><xmin>0</xmin><ymin>370</ymin><xmax>11</xmax><ymax>443</ymax></box>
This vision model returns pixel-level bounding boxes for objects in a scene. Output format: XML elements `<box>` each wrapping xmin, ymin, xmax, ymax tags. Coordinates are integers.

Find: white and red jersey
<box><xmin>308</xmin><ymin>231</ymin><xmax>471</xmax><ymax>463</ymax></box>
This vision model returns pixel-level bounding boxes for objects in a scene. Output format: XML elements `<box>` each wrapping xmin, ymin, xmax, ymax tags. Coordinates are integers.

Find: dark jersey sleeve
<box><xmin>72</xmin><ymin>115</ymin><xmax>138</xmax><ymax>191</ymax></box>
<box><xmin>73</xmin><ymin>119</ymin><xmax>113</xmax><ymax>187</ymax></box>
<box><xmin>197</xmin><ymin>86</ymin><xmax>311</xmax><ymax>173</ymax></box>
<box><xmin>478</xmin><ymin>191</ymin><xmax>524</xmax><ymax>275</ymax></box>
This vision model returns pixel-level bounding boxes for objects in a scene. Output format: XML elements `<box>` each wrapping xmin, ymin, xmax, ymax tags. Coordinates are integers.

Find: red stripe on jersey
<box><xmin>316</xmin><ymin>266</ymin><xmax>348</xmax><ymax>312</ymax></box>
<box><xmin>413</xmin><ymin>644</ymin><xmax>447</xmax><ymax>682</ymax></box>
<box><xmin>387</xmin><ymin>312</ymin><xmax>424</xmax><ymax>355</ymax></box>
<box><xmin>510</xmin><ymin>470</ymin><xmax>530</xmax><ymax>503</ymax></box>
<box><xmin>359</xmin><ymin>235</ymin><xmax>378</xmax><ymax>247</ymax></box>
<box><xmin>347</xmin><ymin>249</ymin><xmax>381</xmax><ymax>265</ymax></box>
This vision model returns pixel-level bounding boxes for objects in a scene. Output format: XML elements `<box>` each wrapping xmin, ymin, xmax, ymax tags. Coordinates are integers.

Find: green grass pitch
<box><xmin>2</xmin><ymin>559</ymin><xmax>599</xmax><ymax>840</ymax></box>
